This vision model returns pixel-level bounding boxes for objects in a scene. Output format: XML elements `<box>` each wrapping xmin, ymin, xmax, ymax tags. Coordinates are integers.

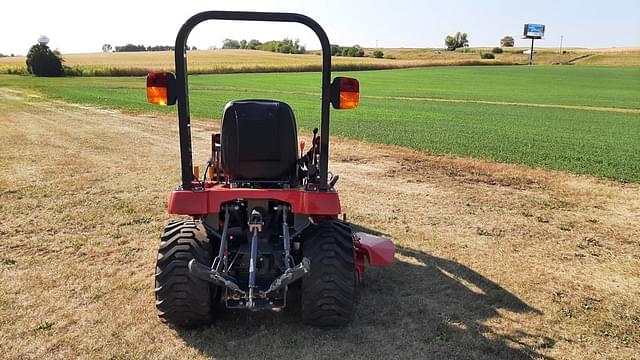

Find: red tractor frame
<box><xmin>148</xmin><ymin>11</ymin><xmax>394</xmax><ymax>327</ymax></box>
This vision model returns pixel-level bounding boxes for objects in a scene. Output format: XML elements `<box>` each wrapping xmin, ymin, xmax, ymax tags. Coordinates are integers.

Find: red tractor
<box><xmin>147</xmin><ymin>11</ymin><xmax>394</xmax><ymax>327</ymax></box>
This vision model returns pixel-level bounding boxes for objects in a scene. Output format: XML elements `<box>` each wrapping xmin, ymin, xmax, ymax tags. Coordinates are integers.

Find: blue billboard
<box><xmin>524</xmin><ymin>24</ymin><xmax>545</xmax><ymax>39</ymax></box>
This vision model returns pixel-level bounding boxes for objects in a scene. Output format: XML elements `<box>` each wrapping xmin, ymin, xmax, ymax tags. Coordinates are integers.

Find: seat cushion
<box><xmin>221</xmin><ymin>100</ymin><xmax>298</xmax><ymax>183</ymax></box>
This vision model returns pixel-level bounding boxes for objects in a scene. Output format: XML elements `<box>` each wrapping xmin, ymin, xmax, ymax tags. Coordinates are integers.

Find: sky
<box><xmin>1</xmin><ymin>0</ymin><xmax>639</xmax><ymax>55</ymax></box>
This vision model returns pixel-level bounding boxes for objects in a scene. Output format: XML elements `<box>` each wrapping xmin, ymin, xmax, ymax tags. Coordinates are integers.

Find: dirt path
<box><xmin>0</xmin><ymin>90</ymin><xmax>638</xmax><ymax>359</ymax></box>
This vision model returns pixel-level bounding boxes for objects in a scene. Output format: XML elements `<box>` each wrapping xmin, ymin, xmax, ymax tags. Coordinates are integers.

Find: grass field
<box><xmin>1</xmin><ymin>66</ymin><xmax>639</xmax><ymax>182</ymax></box>
<box><xmin>1</xmin><ymin>90</ymin><xmax>639</xmax><ymax>359</ymax></box>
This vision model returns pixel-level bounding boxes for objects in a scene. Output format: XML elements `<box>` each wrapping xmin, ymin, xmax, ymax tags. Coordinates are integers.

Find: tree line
<box><xmin>330</xmin><ymin>44</ymin><xmax>365</xmax><ymax>57</ymax></box>
<box><xmin>105</xmin><ymin>34</ymin><xmax>517</xmax><ymax>54</ymax></box>
<box><xmin>102</xmin><ymin>44</ymin><xmax>197</xmax><ymax>52</ymax></box>
<box><xmin>221</xmin><ymin>38</ymin><xmax>368</xmax><ymax>58</ymax></box>
<box><xmin>221</xmin><ymin>38</ymin><xmax>306</xmax><ymax>54</ymax></box>
<box><xmin>444</xmin><ymin>33</ymin><xmax>516</xmax><ymax>51</ymax></box>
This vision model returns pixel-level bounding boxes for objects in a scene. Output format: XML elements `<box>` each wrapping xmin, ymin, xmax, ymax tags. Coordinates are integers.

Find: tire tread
<box><xmin>154</xmin><ymin>220</ymin><xmax>214</xmax><ymax>328</ymax></box>
<box><xmin>301</xmin><ymin>220</ymin><xmax>357</xmax><ymax>327</ymax></box>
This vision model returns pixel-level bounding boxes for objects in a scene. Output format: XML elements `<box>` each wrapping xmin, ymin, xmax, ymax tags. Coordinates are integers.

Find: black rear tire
<box><xmin>155</xmin><ymin>220</ymin><xmax>215</xmax><ymax>328</ymax></box>
<box><xmin>301</xmin><ymin>220</ymin><xmax>357</xmax><ymax>327</ymax></box>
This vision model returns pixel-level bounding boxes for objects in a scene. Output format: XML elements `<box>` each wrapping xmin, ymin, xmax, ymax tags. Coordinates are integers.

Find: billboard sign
<box><xmin>523</xmin><ymin>24</ymin><xmax>545</xmax><ymax>39</ymax></box>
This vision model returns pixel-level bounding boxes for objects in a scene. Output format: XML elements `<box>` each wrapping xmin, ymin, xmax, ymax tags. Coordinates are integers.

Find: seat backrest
<box><xmin>221</xmin><ymin>100</ymin><xmax>298</xmax><ymax>184</ymax></box>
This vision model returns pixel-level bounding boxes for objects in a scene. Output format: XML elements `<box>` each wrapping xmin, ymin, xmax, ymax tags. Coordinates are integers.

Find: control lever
<box><xmin>329</xmin><ymin>174</ymin><xmax>340</xmax><ymax>188</ymax></box>
<box><xmin>311</xmin><ymin>127</ymin><xmax>319</xmax><ymax>165</ymax></box>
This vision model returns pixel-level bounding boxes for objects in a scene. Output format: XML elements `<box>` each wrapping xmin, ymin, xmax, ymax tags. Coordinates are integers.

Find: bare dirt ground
<box><xmin>0</xmin><ymin>89</ymin><xmax>639</xmax><ymax>359</ymax></box>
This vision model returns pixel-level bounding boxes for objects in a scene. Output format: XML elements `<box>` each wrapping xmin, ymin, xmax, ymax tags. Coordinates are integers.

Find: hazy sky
<box><xmin>1</xmin><ymin>0</ymin><xmax>639</xmax><ymax>55</ymax></box>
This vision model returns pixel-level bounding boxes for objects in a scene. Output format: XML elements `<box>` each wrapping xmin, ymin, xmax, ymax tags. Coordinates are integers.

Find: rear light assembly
<box><xmin>146</xmin><ymin>72</ymin><xmax>177</xmax><ymax>105</ymax></box>
<box><xmin>330</xmin><ymin>77</ymin><xmax>360</xmax><ymax>109</ymax></box>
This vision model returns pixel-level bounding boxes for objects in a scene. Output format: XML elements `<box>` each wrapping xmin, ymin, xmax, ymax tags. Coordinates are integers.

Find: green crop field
<box><xmin>1</xmin><ymin>65</ymin><xmax>638</xmax><ymax>181</ymax></box>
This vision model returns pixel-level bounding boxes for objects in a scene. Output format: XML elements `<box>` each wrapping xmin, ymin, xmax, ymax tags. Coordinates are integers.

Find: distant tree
<box><xmin>191</xmin><ymin>46</ymin><xmax>198</xmax><ymax>51</ymax></box>
<box><xmin>115</xmin><ymin>44</ymin><xmax>146</xmax><ymax>52</ymax></box>
<box><xmin>491</xmin><ymin>47</ymin><xmax>503</xmax><ymax>54</ymax></box>
<box><xmin>329</xmin><ymin>44</ymin><xmax>364</xmax><ymax>57</ymax></box>
<box><xmin>222</xmin><ymin>39</ymin><xmax>241</xmax><ymax>49</ymax></box>
<box><xmin>146</xmin><ymin>45</ymin><xmax>174</xmax><ymax>51</ymax></box>
<box><xmin>279</xmin><ymin>39</ymin><xmax>293</xmax><ymax>54</ymax></box>
<box><xmin>481</xmin><ymin>53</ymin><xmax>495</xmax><ymax>59</ymax></box>
<box><xmin>257</xmin><ymin>38</ymin><xmax>305</xmax><ymax>54</ymax></box>
<box><xmin>26</xmin><ymin>43</ymin><xmax>63</xmax><ymax>76</ymax></box>
<box><xmin>247</xmin><ymin>39</ymin><xmax>262</xmax><ymax>50</ymax></box>
<box><xmin>444</xmin><ymin>32</ymin><xmax>469</xmax><ymax>51</ymax></box>
<box><xmin>342</xmin><ymin>45</ymin><xmax>364</xmax><ymax>57</ymax></box>
<box><xmin>294</xmin><ymin>39</ymin><xmax>305</xmax><ymax>54</ymax></box>
<box><xmin>330</xmin><ymin>44</ymin><xmax>341</xmax><ymax>56</ymax></box>
<box><xmin>102</xmin><ymin>44</ymin><xmax>112</xmax><ymax>53</ymax></box>
<box><xmin>500</xmin><ymin>36</ymin><xmax>515</xmax><ymax>47</ymax></box>
<box><xmin>257</xmin><ymin>40</ymin><xmax>274</xmax><ymax>52</ymax></box>
<box><xmin>372</xmin><ymin>50</ymin><xmax>384</xmax><ymax>58</ymax></box>
<box><xmin>240</xmin><ymin>39</ymin><xmax>248</xmax><ymax>49</ymax></box>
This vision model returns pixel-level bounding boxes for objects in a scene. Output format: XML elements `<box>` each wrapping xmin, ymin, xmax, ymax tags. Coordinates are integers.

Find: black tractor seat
<box><xmin>220</xmin><ymin>100</ymin><xmax>298</xmax><ymax>186</ymax></box>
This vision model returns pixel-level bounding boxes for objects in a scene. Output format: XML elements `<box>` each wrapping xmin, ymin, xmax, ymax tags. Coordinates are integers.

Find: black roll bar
<box><xmin>174</xmin><ymin>11</ymin><xmax>332</xmax><ymax>191</ymax></box>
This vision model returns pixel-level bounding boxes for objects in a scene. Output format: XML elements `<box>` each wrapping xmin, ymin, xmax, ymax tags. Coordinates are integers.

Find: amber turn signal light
<box><xmin>146</xmin><ymin>72</ymin><xmax>177</xmax><ymax>106</ymax></box>
<box><xmin>330</xmin><ymin>77</ymin><xmax>359</xmax><ymax>109</ymax></box>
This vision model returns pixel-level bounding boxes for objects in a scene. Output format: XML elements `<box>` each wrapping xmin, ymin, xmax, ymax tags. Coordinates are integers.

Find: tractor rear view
<box><xmin>147</xmin><ymin>11</ymin><xmax>394</xmax><ymax>328</ymax></box>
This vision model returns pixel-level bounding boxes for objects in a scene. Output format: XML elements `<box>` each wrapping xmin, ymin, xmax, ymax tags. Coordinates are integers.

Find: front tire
<box><xmin>301</xmin><ymin>220</ymin><xmax>357</xmax><ymax>327</ymax></box>
<box><xmin>155</xmin><ymin>220</ymin><xmax>214</xmax><ymax>328</ymax></box>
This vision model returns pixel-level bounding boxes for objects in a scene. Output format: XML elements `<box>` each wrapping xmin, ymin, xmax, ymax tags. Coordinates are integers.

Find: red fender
<box><xmin>353</xmin><ymin>232</ymin><xmax>395</xmax><ymax>282</ymax></box>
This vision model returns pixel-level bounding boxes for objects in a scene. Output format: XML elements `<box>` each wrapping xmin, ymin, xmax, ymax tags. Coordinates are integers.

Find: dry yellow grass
<box><xmin>0</xmin><ymin>49</ymin><xmax>435</xmax><ymax>75</ymax></box>
<box><xmin>0</xmin><ymin>49</ymin><xmax>403</xmax><ymax>68</ymax></box>
<box><xmin>2</xmin><ymin>47</ymin><xmax>635</xmax><ymax>76</ymax></box>
<box><xmin>572</xmin><ymin>52</ymin><xmax>640</xmax><ymax>66</ymax></box>
<box><xmin>0</xmin><ymin>89</ymin><xmax>639</xmax><ymax>359</ymax></box>
<box><xmin>368</xmin><ymin>47</ymin><xmax>640</xmax><ymax>67</ymax></box>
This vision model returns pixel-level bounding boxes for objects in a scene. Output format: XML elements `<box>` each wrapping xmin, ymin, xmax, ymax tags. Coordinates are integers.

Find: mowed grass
<box><xmin>1</xmin><ymin>66</ymin><xmax>639</xmax><ymax>182</ymax></box>
<box><xmin>3</xmin><ymin>93</ymin><xmax>639</xmax><ymax>359</ymax></box>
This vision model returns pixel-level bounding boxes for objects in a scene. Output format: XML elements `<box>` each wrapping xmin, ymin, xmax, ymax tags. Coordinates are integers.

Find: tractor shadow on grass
<box><xmin>176</xmin><ymin>225</ymin><xmax>553</xmax><ymax>360</ymax></box>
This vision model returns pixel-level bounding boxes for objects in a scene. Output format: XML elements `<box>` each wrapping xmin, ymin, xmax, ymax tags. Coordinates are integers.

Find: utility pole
<box><xmin>529</xmin><ymin>38</ymin><xmax>535</xmax><ymax>65</ymax></box>
<box><xmin>559</xmin><ymin>35</ymin><xmax>564</xmax><ymax>54</ymax></box>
